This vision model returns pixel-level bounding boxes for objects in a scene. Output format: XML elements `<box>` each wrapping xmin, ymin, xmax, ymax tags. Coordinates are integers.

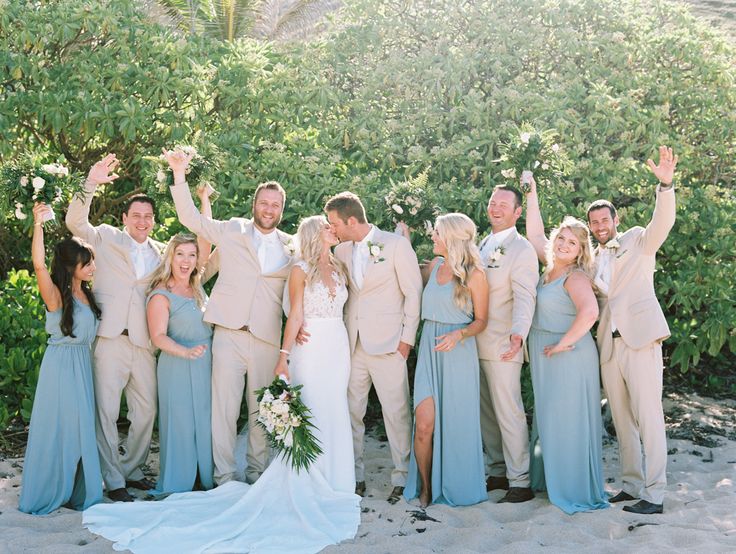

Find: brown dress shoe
<box><xmin>608</xmin><ymin>490</ymin><xmax>637</xmax><ymax>503</ymax></box>
<box><xmin>355</xmin><ymin>481</ymin><xmax>366</xmax><ymax>497</ymax></box>
<box><xmin>108</xmin><ymin>488</ymin><xmax>134</xmax><ymax>502</ymax></box>
<box><xmin>497</xmin><ymin>487</ymin><xmax>534</xmax><ymax>503</ymax></box>
<box><xmin>126</xmin><ymin>478</ymin><xmax>155</xmax><ymax>491</ymax></box>
<box><xmin>486</xmin><ymin>476</ymin><xmax>510</xmax><ymax>491</ymax></box>
<box><xmin>387</xmin><ymin>486</ymin><xmax>404</xmax><ymax>504</ymax></box>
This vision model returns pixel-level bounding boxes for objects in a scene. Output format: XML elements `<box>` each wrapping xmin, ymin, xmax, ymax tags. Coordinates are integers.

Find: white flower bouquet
<box><xmin>495</xmin><ymin>123</ymin><xmax>571</xmax><ymax>193</ymax></box>
<box><xmin>0</xmin><ymin>155</ymin><xmax>81</xmax><ymax>225</ymax></box>
<box><xmin>384</xmin><ymin>168</ymin><xmax>438</xmax><ymax>236</ymax></box>
<box><xmin>143</xmin><ymin>144</ymin><xmax>221</xmax><ymax>204</ymax></box>
<box><xmin>255</xmin><ymin>375</ymin><xmax>322</xmax><ymax>472</ymax></box>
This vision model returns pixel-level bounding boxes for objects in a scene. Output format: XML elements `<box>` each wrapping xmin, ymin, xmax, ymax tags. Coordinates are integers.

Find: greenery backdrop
<box><xmin>1</xmin><ymin>0</ymin><xmax>734</xmax><ymax>432</ymax></box>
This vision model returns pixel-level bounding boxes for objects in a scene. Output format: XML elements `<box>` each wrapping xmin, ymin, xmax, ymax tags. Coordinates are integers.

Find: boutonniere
<box><xmin>367</xmin><ymin>240</ymin><xmax>385</xmax><ymax>263</ymax></box>
<box><xmin>486</xmin><ymin>246</ymin><xmax>505</xmax><ymax>269</ymax></box>
<box><xmin>281</xmin><ymin>236</ymin><xmax>297</xmax><ymax>257</ymax></box>
<box><xmin>605</xmin><ymin>238</ymin><xmax>621</xmax><ymax>250</ymax></box>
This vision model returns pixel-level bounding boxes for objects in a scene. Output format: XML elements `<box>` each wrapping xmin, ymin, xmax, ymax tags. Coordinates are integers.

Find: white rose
<box><xmin>520</xmin><ymin>132</ymin><xmax>531</xmax><ymax>144</ymax></box>
<box><xmin>283</xmin><ymin>430</ymin><xmax>294</xmax><ymax>448</ymax></box>
<box><xmin>19</xmin><ymin>176</ymin><xmax>29</xmax><ymax>187</ymax></box>
<box><xmin>551</xmin><ymin>144</ymin><xmax>560</xmax><ymax>153</ymax></box>
<box><xmin>541</xmin><ymin>163</ymin><xmax>549</xmax><ymax>170</ymax></box>
<box><xmin>369</xmin><ymin>245</ymin><xmax>381</xmax><ymax>257</ymax></box>
<box><xmin>41</xmin><ymin>164</ymin><xmax>56</xmax><ymax>174</ymax></box>
<box><xmin>156</xmin><ymin>169</ymin><xmax>167</xmax><ymax>183</ymax></box>
<box><xmin>501</xmin><ymin>168</ymin><xmax>516</xmax><ymax>179</ymax></box>
<box><xmin>32</xmin><ymin>176</ymin><xmax>45</xmax><ymax>191</ymax></box>
<box><xmin>392</xmin><ymin>204</ymin><xmax>404</xmax><ymax>214</ymax></box>
<box><xmin>15</xmin><ymin>206</ymin><xmax>27</xmax><ymax>220</ymax></box>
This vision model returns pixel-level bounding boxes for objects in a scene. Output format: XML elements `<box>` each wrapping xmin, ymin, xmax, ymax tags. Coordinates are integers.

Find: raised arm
<box><xmin>640</xmin><ymin>145</ymin><xmax>677</xmax><ymax>256</ymax></box>
<box><xmin>163</xmin><ymin>149</ymin><xmax>230</xmax><ymax>245</ymax></box>
<box><xmin>195</xmin><ymin>184</ymin><xmax>214</xmax><ymax>271</ymax></box>
<box><xmin>65</xmin><ymin>154</ymin><xmax>119</xmax><ymax>245</ymax></box>
<box><xmin>32</xmin><ymin>204</ymin><xmax>61</xmax><ymax>312</ymax></box>
<box><xmin>433</xmin><ymin>268</ymin><xmax>489</xmax><ymax>352</ymax></box>
<box><xmin>396</xmin><ymin>221</ymin><xmax>433</xmax><ymax>282</ymax></box>
<box><xmin>544</xmin><ymin>271</ymin><xmax>599</xmax><ymax>357</ymax></box>
<box><xmin>394</xmin><ymin>236</ymin><xmax>424</xmax><ymax>354</ymax></box>
<box><xmin>274</xmin><ymin>265</ymin><xmax>307</xmax><ymax>381</ymax></box>
<box><xmin>524</xmin><ymin>175</ymin><xmax>548</xmax><ymax>263</ymax></box>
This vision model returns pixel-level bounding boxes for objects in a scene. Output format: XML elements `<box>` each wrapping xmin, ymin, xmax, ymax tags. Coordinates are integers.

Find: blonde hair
<box><xmin>146</xmin><ymin>233</ymin><xmax>207</xmax><ymax>308</ymax></box>
<box><xmin>435</xmin><ymin>213</ymin><xmax>483</xmax><ymax>311</ymax></box>
<box><xmin>545</xmin><ymin>216</ymin><xmax>595</xmax><ymax>278</ymax></box>
<box><xmin>296</xmin><ymin>215</ymin><xmax>348</xmax><ymax>286</ymax></box>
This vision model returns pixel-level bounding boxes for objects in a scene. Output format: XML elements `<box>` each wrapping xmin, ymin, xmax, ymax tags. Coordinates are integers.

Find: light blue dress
<box><xmin>405</xmin><ymin>260</ymin><xmax>487</xmax><ymax>506</ymax></box>
<box><xmin>19</xmin><ymin>299</ymin><xmax>102</xmax><ymax>514</ymax></box>
<box><xmin>148</xmin><ymin>290</ymin><xmax>213</xmax><ymax>493</ymax></box>
<box><xmin>528</xmin><ymin>272</ymin><xmax>609</xmax><ymax>514</ymax></box>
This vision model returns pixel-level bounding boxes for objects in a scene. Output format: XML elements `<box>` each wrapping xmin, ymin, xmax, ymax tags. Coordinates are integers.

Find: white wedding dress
<box><xmin>83</xmin><ymin>261</ymin><xmax>360</xmax><ymax>553</ymax></box>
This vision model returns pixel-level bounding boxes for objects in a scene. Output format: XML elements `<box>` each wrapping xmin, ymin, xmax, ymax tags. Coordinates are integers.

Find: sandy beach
<box><xmin>1</xmin><ymin>392</ymin><xmax>734</xmax><ymax>553</ymax></box>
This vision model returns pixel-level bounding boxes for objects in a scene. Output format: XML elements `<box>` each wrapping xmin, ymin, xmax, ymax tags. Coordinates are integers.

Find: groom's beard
<box><xmin>254</xmin><ymin>213</ymin><xmax>282</xmax><ymax>231</ymax></box>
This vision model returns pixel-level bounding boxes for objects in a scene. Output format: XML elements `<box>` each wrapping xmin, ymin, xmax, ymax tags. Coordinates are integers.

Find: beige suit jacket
<box><xmin>476</xmin><ymin>228</ymin><xmax>539</xmax><ymax>363</ymax></box>
<box><xmin>170</xmin><ymin>183</ymin><xmax>293</xmax><ymax>347</ymax></box>
<box><xmin>596</xmin><ymin>186</ymin><xmax>676</xmax><ymax>363</ymax></box>
<box><xmin>65</xmin><ymin>183</ymin><xmax>165</xmax><ymax>349</ymax></box>
<box><xmin>336</xmin><ymin>228</ymin><xmax>422</xmax><ymax>355</ymax></box>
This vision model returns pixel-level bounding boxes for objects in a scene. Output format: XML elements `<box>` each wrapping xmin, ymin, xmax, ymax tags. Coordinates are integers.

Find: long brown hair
<box><xmin>50</xmin><ymin>237</ymin><xmax>101</xmax><ymax>337</ymax></box>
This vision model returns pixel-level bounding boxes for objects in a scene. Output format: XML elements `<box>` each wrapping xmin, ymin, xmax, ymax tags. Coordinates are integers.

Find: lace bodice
<box><xmin>296</xmin><ymin>260</ymin><xmax>348</xmax><ymax>319</ymax></box>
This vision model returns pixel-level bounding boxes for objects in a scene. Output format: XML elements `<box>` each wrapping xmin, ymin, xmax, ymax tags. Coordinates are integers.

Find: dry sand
<box><xmin>1</xmin><ymin>392</ymin><xmax>734</xmax><ymax>553</ymax></box>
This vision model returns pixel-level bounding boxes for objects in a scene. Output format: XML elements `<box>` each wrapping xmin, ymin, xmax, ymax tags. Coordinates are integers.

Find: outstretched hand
<box><xmin>646</xmin><ymin>145</ymin><xmax>678</xmax><ymax>186</ymax></box>
<box><xmin>86</xmin><ymin>154</ymin><xmax>120</xmax><ymax>187</ymax></box>
<box><xmin>162</xmin><ymin>147</ymin><xmax>194</xmax><ymax>176</ymax></box>
<box><xmin>32</xmin><ymin>202</ymin><xmax>53</xmax><ymax>225</ymax></box>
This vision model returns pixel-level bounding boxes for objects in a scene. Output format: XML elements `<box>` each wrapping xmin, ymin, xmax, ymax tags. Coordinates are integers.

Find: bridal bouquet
<box><xmin>255</xmin><ymin>375</ymin><xmax>322</xmax><ymax>472</ymax></box>
<box><xmin>142</xmin><ymin>144</ymin><xmax>220</xmax><ymax>204</ymax></box>
<box><xmin>0</xmin><ymin>155</ymin><xmax>81</xmax><ymax>225</ymax></box>
<box><xmin>384</xmin><ymin>168</ymin><xmax>438</xmax><ymax>237</ymax></box>
<box><xmin>496</xmin><ymin>123</ymin><xmax>571</xmax><ymax>193</ymax></box>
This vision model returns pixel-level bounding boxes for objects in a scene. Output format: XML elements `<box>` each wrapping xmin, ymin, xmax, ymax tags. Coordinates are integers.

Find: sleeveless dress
<box><xmin>147</xmin><ymin>289</ymin><xmax>214</xmax><ymax>494</ymax></box>
<box><xmin>404</xmin><ymin>259</ymin><xmax>487</xmax><ymax>506</ymax></box>
<box><xmin>528</xmin><ymin>272</ymin><xmax>609</xmax><ymax>514</ymax></box>
<box><xmin>83</xmin><ymin>260</ymin><xmax>360</xmax><ymax>554</ymax></box>
<box><xmin>19</xmin><ymin>299</ymin><xmax>103</xmax><ymax>514</ymax></box>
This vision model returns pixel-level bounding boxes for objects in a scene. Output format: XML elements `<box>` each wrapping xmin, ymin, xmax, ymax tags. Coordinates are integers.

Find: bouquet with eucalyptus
<box><xmin>384</xmin><ymin>168</ymin><xmax>438</xmax><ymax>237</ymax></box>
<box><xmin>0</xmin><ymin>155</ymin><xmax>81</xmax><ymax>225</ymax></box>
<box><xmin>142</xmin><ymin>144</ymin><xmax>220</xmax><ymax>204</ymax></box>
<box><xmin>496</xmin><ymin>123</ymin><xmax>571</xmax><ymax>193</ymax></box>
<box><xmin>255</xmin><ymin>375</ymin><xmax>322</xmax><ymax>472</ymax></box>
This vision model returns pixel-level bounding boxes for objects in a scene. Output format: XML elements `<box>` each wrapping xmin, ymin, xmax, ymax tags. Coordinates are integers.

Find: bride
<box><xmin>83</xmin><ymin>215</ymin><xmax>360</xmax><ymax>554</ymax></box>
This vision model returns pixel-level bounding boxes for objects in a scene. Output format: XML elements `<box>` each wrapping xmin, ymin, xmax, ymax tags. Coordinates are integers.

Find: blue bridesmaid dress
<box><xmin>19</xmin><ymin>299</ymin><xmax>102</xmax><ymax>514</ymax></box>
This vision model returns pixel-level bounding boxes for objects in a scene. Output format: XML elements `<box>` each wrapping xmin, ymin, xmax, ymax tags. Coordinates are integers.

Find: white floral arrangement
<box><xmin>255</xmin><ymin>375</ymin><xmax>322</xmax><ymax>472</ymax></box>
<box><xmin>384</xmin><ymin>168</ymin><xmax>438</xmax><ymax>236</ymax></box>
<box><xmin>1</xmin><ymin>156</ymin><xmax>80</xmax><ymax>225</ymax></box>
<box><xmin>486</xmin><ymin>245</ymin><xmax>506</xmax><ymax>268</ymax></box>
<box><xmin>143</xmin><ymin>144</ymin><xmax>221</xmax><ymax>205</ymax></box>
<box><xmin>367</xmin><ymin>240</ymin><xmax>385</xmax><ymax>263</ymax></box>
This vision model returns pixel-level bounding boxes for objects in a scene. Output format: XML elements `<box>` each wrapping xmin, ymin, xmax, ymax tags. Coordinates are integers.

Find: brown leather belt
<box><xmin>238</xmin><ymin>325</ymin><xmax>251</xmax><ymax>333</ymax></box>
<box><xmin>121</xmin><ymin>329</ymin><xmax>129</xmax><ymax>337</ymax></box>
<box><xmin>612</xmin><ymin>329</ymin><xmax>621</xmax><ymax>339</ymax></box>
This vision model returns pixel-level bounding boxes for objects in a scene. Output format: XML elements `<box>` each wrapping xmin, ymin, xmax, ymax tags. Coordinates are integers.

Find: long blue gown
<box><xmin>404</xmin><ymin>260</ymin><xmax>487</xmax><ymax>506</ymax></box>
<box><xmin>19</xmin><ymin>299</ymin><xmax>102</xmax><ymax>514</ymax></box>
<box><xmin>148</xmin><ymin>289</ymin><xmax>213</xmax><ymax>493</ymax></box>
<box><xmin>528</xmin><ymin>273</ymin><xmax>609</xmax><ymax>514</ymax></box>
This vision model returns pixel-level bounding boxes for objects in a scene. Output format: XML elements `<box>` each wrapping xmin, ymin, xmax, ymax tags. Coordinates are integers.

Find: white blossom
<box><xmin>520</xmin><ymin>132</ymin><xmax>531</xmax><ymax>144</ymax></box>
<box><xmin>392</xmin><ymin>204</ymin><xmax>404</xmax><ymax>214</ymax></box>
<box><xmin>32</xmin><ymin>176</ymin><xmax>45</xmax><ymax>191</ymax></box>
<box><xmin>156</xmin><ymin>170</ymin><xmax>167</xmax><ymax>183</ymax></box>
<box><xmin>369</xmin><ymin>245</ymin><xmax>381</xmax><ymax>257</ymax></box>
<box><xmin>501</xmin><ymin>168</ymin><xmax>516</xmax><ymax>179</ymax></box>
<box><xmin>14</xmin><ymin>204</ymin><xmax>27</xmax><ymax>220</ymax></box>
<box><xmin>551</xmin><ymin>144</ymin><xmax>560</xmax><ymax>153</ymax></box>
<box><xmin>19</xmin><ymin>176</ymin><xmax>28</xmax><ymax>187</ymax></box>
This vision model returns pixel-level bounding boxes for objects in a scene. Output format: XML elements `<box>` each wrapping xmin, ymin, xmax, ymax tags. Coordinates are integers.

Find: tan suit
<box><xmin>477</xmin><ymin>228</ymin><xmax>538</xmax><ymax>488</ymax></box>
<box><xmin>597</xmin><ymin>186</ymin><xmax>675</xmax><ymax>505</ymax></box>
<box><xmin>170</xmin><ymin>183</ymin><xmax>293</xmax><ymax>484</ymax></box>
<box><xmin>335</xmin><ymin>228</ymin><xmax>422</xmax><ymax>486</ymax></box>
<box><xmin>66</xmin><ymin>182</ymin><xmax>164</xmax><ymax>490</ymax></box>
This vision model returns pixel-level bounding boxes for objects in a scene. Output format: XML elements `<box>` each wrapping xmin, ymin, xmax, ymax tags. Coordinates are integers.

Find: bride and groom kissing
<box><xmin>83</xmin><ymin>149</ymin><xmax>423</xmax><ymax>553</ymax></box>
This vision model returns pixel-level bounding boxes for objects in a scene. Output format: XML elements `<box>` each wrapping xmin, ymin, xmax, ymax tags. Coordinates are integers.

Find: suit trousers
<box><xmin>601</xmin><ymin>338</ymin><xmax>667</xmax><ymax>504</ymax></box>
<box><xmin>93</xmin><ymin>335</ymin><xmax>157</xmax><ymax>490</ymax></box>
<box><xmin>210</xmin><ymin>326</ymin><xmax>279</xmax><ymax>485</ymax></box>
<box><xmin>479</xmin><ymin>359</ymin><xmax>531</xmax><ymax>488</ymax></box>
<box><xmin>348</xmin><ymin>339</ymin><xmax>412</xmax><ymax>487</ymax></box>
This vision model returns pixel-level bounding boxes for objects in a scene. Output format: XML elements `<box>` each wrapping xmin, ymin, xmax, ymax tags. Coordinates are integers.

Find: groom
<box><xmin>165</xmin><ymin>150</ymin><xmax>294</xmax><ymax>485</ymax></box>
<box><xmin>325</xmin><ymin>192</ymin><xmax>423</xmax><ymax>503</ymax></box>
<box><xmin>588</xmin><ymin>145</ymin><xmax>677</xmax><ymax>515</ymax></box>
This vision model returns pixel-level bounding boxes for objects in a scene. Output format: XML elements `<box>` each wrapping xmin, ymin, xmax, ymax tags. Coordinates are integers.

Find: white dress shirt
<box><xmin>480</xmin><ymin>226</ymin><xmax>515</xmax><ymax>264</ymax></box>
<box><xmin>253</xmin><ymin>227</ymin><xmax>289</xmax><ymax>275</ymax></box>
<box><xmin>352</xmin><ymin>225</ymin><xmax>376</xmax><ymax>289</ymax></box>
<box><xmin>594</xmin><ymin>243</ymin><xmax>617</xmax><ymax>332</ymax></box>
<box><xmin>125</xmin><ymin>230</ymin><xmax>160</xmax><ymax>279</ymax></box>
